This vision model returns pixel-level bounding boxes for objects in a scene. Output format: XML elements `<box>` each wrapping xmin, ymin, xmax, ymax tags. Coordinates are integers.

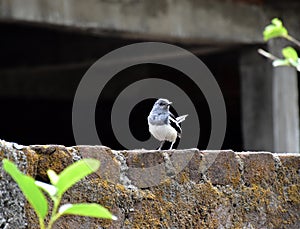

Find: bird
<box><xmin>148</xmin><ymin>98</ymin><xmax>188</xmax><ymax>150</ymax></box>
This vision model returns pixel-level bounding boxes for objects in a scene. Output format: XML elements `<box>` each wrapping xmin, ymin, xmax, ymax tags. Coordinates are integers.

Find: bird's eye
<box><xmin>159</xmin><ymin>102</ymin><xmax>164</xmax><ymax>106</ymax></box>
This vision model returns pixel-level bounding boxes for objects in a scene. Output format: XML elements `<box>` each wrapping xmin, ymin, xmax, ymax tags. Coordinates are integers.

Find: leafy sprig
<box><xmin>3</xmin><ymin>158</ymin><xmax>117</xmax><ymax>229</ymax></box>
<box><xmin>258</xmin><ymin>18</ymin><xmax>300</xmax><ymax>71</ymax></box>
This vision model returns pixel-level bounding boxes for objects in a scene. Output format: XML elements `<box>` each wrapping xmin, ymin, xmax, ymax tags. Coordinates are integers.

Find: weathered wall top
<box><xmin>0</xmin><ymin>140</ymin><xmax>299</xmax><ymax>228</ymax></box>
<box><xmin>1</xmin><ymin>0</ymin><xmax>300</xmax><ymax>43</ymax></box>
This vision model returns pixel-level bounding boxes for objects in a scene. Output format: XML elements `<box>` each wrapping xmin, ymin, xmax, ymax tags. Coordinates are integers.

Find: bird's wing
<box><xmin>169</xmin><ymin>112</ymin><xmax>182</xmax><ymax>135</ymax></box>
<box><xmin>169</xmin><ymin>111</ymin><xmax>176</xmax><ymax>120</ymax></box>
<box><xmin>176</xmin><ymin>114</ymin><xmax>188</xmax><ymax>123</ymax></box>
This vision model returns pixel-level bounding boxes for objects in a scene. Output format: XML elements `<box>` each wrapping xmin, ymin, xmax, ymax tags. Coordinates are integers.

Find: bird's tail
<box><xmin>176</xmin><ymin>114</ymin><xmax>188</xmax><ymax>123</ymax></box>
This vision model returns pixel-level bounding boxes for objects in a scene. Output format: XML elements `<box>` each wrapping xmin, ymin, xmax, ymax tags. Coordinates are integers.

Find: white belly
<box><xmin>149</xmin><ymin>124</ymin><xmax>177</xmax><ymax>142</ymax></box>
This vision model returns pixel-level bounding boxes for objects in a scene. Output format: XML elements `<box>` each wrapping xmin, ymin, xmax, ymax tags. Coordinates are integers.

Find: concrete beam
<box><xmin>0</xmin><ymin>0</ymin><xmax>272</xmax><ymax>43</ymax></box>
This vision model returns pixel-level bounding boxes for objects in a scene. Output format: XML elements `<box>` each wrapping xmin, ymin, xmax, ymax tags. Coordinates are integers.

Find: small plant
<box><xmin>2</xmin><ymin>158</ymin><xmax>117</xmax><ymax>229</ymax></box>
<box><xmin>258</xmin><ymin>18</ymin><xmax>300</xmax><ymax>71</ymax></box>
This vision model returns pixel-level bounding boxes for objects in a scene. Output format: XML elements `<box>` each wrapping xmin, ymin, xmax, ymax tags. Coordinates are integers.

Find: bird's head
<box><xmin>153</xmin><ymin>98</ymin><xmax>172</xmax><ymax>111</ymax></box>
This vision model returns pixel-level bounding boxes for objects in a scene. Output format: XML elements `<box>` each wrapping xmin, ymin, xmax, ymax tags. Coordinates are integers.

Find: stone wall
<box><xmin>0</xmin><ymin>139</ymin><xmax>300</xmax><ymax>228</ymax></box>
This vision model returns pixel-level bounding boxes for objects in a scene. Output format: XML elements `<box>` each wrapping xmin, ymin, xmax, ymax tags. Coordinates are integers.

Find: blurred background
<box><xmin>0</xmin><ymin>0</ymin><xmax>300</xmax><ymax>152</ymax></box>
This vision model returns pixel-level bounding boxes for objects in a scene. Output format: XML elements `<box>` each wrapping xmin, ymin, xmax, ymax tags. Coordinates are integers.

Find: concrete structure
<box><xmin>0</xmin><ymin>0</ymin><xmax>300</xmax><ymax>152</ymax></box>
<box><xmin>1</xmin><ymin>0</ymin><xmax>300</xmax><ymax>42</ymax></box>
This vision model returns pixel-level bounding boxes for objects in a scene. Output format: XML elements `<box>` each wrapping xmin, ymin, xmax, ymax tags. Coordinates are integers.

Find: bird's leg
<box><xmin>158</xmin><ymin>141</ymin><xmax>164</xmax><ymax>150</ymax></box>
<box><xmin>169</xmin><ymin>141</ymin><xmax>175</xmax><ymax>150</ymax></box>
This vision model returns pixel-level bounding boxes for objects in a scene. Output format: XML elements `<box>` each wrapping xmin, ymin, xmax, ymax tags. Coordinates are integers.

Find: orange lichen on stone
<box><xmin>287</xmin><ymin>185</ymin><xmax>300</xmax><ymax>204</ymax></box>
<box><xmin>207</xmin><ymin>151</ymin><xmax>241</xmax><ymax>188</ymax></box>
<box><xmin>23</xmin><ymin>147</ymin><xmax>39</xmax><ymax>176</ymax></box>
<box><xmin>30</xmin><ymin>145</ymin><xmax>74</xmax><ymax>181</ymax></box>
<box><xmin>1</xmin><ymin>142</ymin><xmax>299</xmax><ymax>228</ymax></box>
<box><xmin>34</xmin><ymin>149</ymin><xmax>300</xmax><ymax>228</ymax></box>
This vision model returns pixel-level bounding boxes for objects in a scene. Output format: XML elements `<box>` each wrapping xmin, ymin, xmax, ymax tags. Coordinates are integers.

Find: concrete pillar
<box><xmin>240</xmin><ymin>48</ymin><xmax>274</xmax><ymax>151</ymax></box>
<box><xmin>240</xmin><ymin>45</ymin><xmax>299</xmax><ymax>153</ymax></box>
<box><xmin>269</xmin><ymin>40</ymin><xmax>299</xmax><ymax>153</ymax></box>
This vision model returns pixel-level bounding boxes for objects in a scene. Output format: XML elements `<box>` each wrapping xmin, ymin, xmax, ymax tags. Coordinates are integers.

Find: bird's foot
<box><xmin>158</xmin><ymin>141</ymin><xmax>165</xmax><ymax>150</ymax></box>
<box><xmin>169</xmin><ymin>142</ymin><xmax>175</xmax><ymax>150</ymax></box>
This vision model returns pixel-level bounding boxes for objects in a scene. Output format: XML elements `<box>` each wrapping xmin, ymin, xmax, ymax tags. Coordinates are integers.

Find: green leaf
<box><xmin>47</xmin><ymin>169</ymin><xmax>59</xmax><ymax>185</ymax></box>
<box><xmin>282</xmin><ymin>46</ymin><xmax>298</xmax><ymax>61</ymax></box>
<box><xmin>2</xmin><ymin>159</ymin><xmax>48</xmax><ymax>219</ymax></box>
<box><xmin>58</xmin><ymin>203</ymin><xmax>117</xmax><ymax>220</ymax></box>
<box><xmin>55</xmin><ymin>159</ymin><xmax>100</xmax><ymax>196</ymax></box>
<box><xmin>263</xmin><ymin>18</ymin><xmax>288</xmax><ymax>41</ymax></box>
<box><xmin>272</xmin><ymin>18</ymin><xmax>283</xmax><ymax>27</ymax></box>
<box><xmin>35</xmin><ymin>181</ymin><xmax>57</xmax><ymax>197</ymax></box>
